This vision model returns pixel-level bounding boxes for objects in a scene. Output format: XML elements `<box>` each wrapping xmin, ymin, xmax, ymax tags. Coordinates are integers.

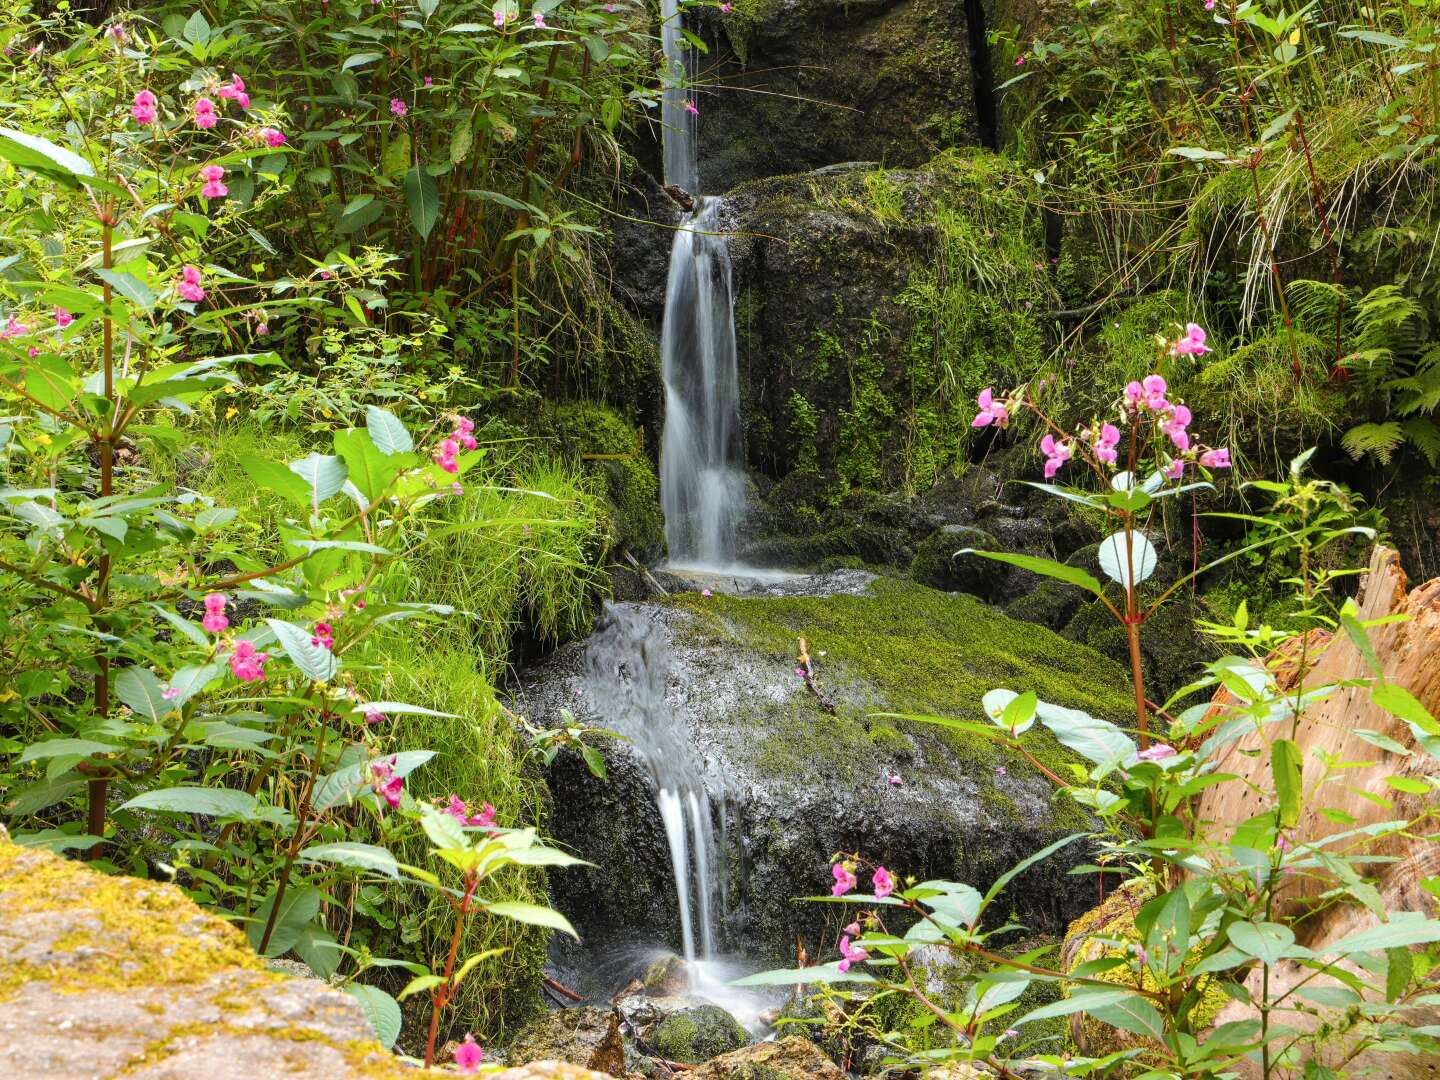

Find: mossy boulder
<box><xmin>650</xmin><ymin>1004</ymin><xmax>750</xmax><ymax>1063</ymax></box>
<box><xmin>0</xmin><ymin>836</ymin><xmax>434</xmax><ymax>1079</ymax></box>
<box><xmin>518</xmin><ymin>574</ymin><xmax>1131</xmax><ymax>967</ymax></box>
<box><xmin>689</xmin><ymin>1036</ymin><xmax>847</xmax><ymax>1080</ymax></box>
<box><xmin>909</xmin><ymin>526</ymin><xmax>1003</xmax><ymax>597</ymax></box>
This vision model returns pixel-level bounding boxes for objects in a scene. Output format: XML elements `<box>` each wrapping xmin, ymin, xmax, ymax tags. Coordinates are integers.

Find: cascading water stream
<box><xmin>657</xmin><ymin>1</ymin><xmax>747</xmax><ymax>571</ymax></box>
<box><xmin>584</xmin><ymin>606</ymin><xmax>720</xmax><ymax>962</ymax></box>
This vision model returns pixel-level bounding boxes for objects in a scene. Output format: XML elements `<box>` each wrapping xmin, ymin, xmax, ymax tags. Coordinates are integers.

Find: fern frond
<box><xmin>1341</xmin><ymin>422</ymin><xmax>1404</xmax><ymax>465</ymax></box>
<box><xmin>1390</xmin><ymin>361</ymin><xmax>1440</xmax><ymax>416</ymax></box>
<box><xmin>1402</xmin><ymin>418</ymin><xmax>1440</xmax><ymax>467</ymax></box>
<box><xmin>1287</xmin><ymin>279</ymin><xmax>1345</xmax><ymax>337</ymax></box>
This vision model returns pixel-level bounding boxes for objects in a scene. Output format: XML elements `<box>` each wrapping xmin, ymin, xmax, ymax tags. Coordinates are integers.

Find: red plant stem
<box><xmin>425</xmin><ymin>871</ymin><xmax>480</xmax><ymax>1067</ymax></box>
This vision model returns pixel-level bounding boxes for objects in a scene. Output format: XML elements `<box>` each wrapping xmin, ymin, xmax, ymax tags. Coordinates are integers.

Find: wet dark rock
<box><xmin>692</xmin><ymin>0</ymin><xmax>980</xmax><ymax>193</ymax></box>
<box><xmin>909</xmin><ymin>525</ymin><xmax>1003</xmax><ymax>598</ymax></box>
<box><xmin>513</xmin><ymin>576</ymin><xmax>1128</xmax><ymax>969</ymax></box>
<box><xmin>508</xmin><ymin>1006</ymin><xmax>627</xmax><ymax>1076</ymax></box>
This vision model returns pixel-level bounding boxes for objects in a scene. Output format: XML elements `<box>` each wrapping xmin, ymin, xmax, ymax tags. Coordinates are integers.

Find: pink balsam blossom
<box><xmin>194</xmin><ymin>97</ymin><xmax>217</xmax><ymax>129</ymax></box>
<box><xmin>872</xmin><ymin>865</ymin><xmax>895</xmax><ymax>899</ymax></box>
<box><xmin>201</xmin><ymin>592</ymin><xmax>229</xmax><ymax>634</ymax></box>
<box><xmin>831</xmin><ymin>862</ymin><xmax>857</xmax><ymax>897</ymax></box>
<box><xmin>199</xmin><ymin>164</ymin><xmax>228</xmax><ymax>199</ymax></box>
<box><xmin>132</xmin><ymin>89</ymin><xmax>158</xmax><ymax>124</ymax></box>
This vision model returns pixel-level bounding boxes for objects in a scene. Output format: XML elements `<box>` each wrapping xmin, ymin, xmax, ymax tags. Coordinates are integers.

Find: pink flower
<box><xmin>256</xmin><ymin>322</ymin><xmax>269</xmax><ymax>336</ymax></box>
<box><xmin>683</xmin><ymin>99</ymin><xmax>698</xmax><ymax>117</ymax></box>
<box><xmin>533</xmin><ymin>10</ymin><xmax>547</xmax><ymax>27</ymax></box>
<box><xmin>452</xmin><ymin>415</ymin><xmax>478</xmax><ymax>450</ymax></box>
<box><xmin>1136</xmin><ymin>743</ymin><xmax>1176</xmax><ymax>762</ymax></box>
<box><xmin>1124</xmin><ymin>380</ymin><xmax>1143</xmax><ymax>408</ymax></box>
<box><xmin>107</xmin><ymin>23</ymin><xmax>127</xmax><ymax>42</ymax></box>
<box><xmin>1142</xmin><ymin>373</ymin><xmax>1168</xmax><ymax>411</ymax></box>
<box><xmin>1199</xmin><ymin>447</ymin><xmax>1231</xmax><ymax>469</ymax></box>
<box><xmin>194</xmin><ymin>97</ymin><xmax>218</xmax><ymax>129</ymax></box>
<box><xmin>445</xmin><ymin>795</ymin><xmax>498</xmax><ymax>828</ymax></box>
<box><xmin>229</xmin><ymin>639</ymin><xmax>269</xmax><ymax>682</ymax></box>
<box><xmin>831</xmin><ymin>862</ymin><xmax>857</xmax><ymax>897</ymax></box>
<box><xmin>177</xmin><ymin>264</ymin><xmax>205</xmax><ymax>303</ymax></box>
<box><xmin>389</xmin><ymin>97</ymin><xmax>408</xmax><ymax>117</ymax></box>
<box><xmin>131</xmin><ymin>89</ymin><xmax>158</xmax><ymax>125</ymax></box>
<box><xmin>872</xmin><ymin>865</ymin><xmax>895</xmax><ymax>899</ymax></box>
<box><xmin>54</xmin><ymin>306</ymin><xmax>72</xmax><ymax>328</ymax></box>
<box><xmin>1205</xmin><ymin>0</ymin><xmax>1215</xmax><ymax>8</ymax></box>
<box><xmin>843</xmin><ymin>921</ymin><xmax>860</xmax><ymax>936</ymax></box>
<box><xmin>423</xmin><ymin>76</ymin><xmax>434</xmax><ymax>88</ymax></box>
<box><xmin>433</xmin><ymin>437</ymin><xmax>460</xmax><ymax>474</ymax></box>
<box><xmin>200</xmin><ymin>163</ymin><xmax>228</xmax><ymax>200</ymax></box>
<box><xmin>1014</xmin><ymin>55</ymin><xmax>1025</xmax><ymax>66</ymax></box>
<box><xmin>1170</xmin><ymin>322</ymin><xmax>1211</xmax><ymax>357</ymax></box>
<box><xmin>363</xmin><ymin>708</ymin><xmax>386</xmax><ymax>725</ymax></box>
<box><xmin>886</xmin><ymin>773</ymin><xmax>902</xmax><ymax>787</ymax></box>
<box><xmin>1039</xmin><ymin>433</ymin><xmax>1071</xmax><ymax>478</ymax></box>
<box><xmin>161</xmin><ymin>686</ymin><xmax>182</xmax><ymax>701</ymax></box>
<box><xmin>494</xmin><ymin>6</ymin><xmax>508</xmax><ymax>26</ymax></box>
<box><xmin>1163</xmin><ymin>457</ymin><xmax>1185</xmax><ymax>480</ymax></box>
<box><xmin>1163</xmin><ymin>405</ymin><xmax>1191</xmax><ymax>451</ymax></box>
<box><xmin>720</xmin><ymin>1</ymin><xmax>732</xmax><ymax>9</ymax></box>
<box><xmin>218</xmin><ymin>74</ymin><xmax>250</xmax><ymax>109</ymax></box>
<box><xmin>837</xmin><ymin>934</ymin><xmax>868</xmax><ymax>973</ymax></box>
<box><xmin>1093</xmin><ymin>421</ymin><xmax>1121</xmax><ymax>465</ymax></box>
<box><xmin>971</xmin><ymin>387</ymin><xmax>1009</xmax><ymax>428</ymax></box>
<box><xmin>455</xmin><ymin>1034</ymin><xmax>485</xmax><ymax>1073</ymax></box>
<box><xmin>311</xmin><ymin>621</ymin><xmax>335</xmax><ymax>649</ymax></box>
<box><xmin>370</xmin><ymin>757</ymin><xmax>404</xmax><ymax>808</ymax></box>
<box><xmin>259</xmin><ymin>126</ymin><xmax>287</xmax><ymax>148</ymax></box>
<box><xmin>2</xmin><ymin>314</ymin><xmax>29</xmax><ymax>339</ymax></box>
<box><xmin>201</xmin><ymin>592</ymin><xmax>229</xmax><ymax>634</ymax></box>
<box><xmin>701</xmin><ymin>588</ymin><xmax>713</xmax><ymax>598</ymax></box>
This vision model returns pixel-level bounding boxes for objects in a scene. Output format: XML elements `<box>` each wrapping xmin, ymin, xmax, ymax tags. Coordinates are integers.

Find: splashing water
<box><xmin>584</xmin><ymin>605</ymin><xmax>720</xmax><ymax>961</ymax></box>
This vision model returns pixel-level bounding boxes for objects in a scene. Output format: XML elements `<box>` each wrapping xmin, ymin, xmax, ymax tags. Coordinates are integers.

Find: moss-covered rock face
<box><xmin>723</xmin><ymin>153</ymin><xmax>1055</xmax><ymax>502</ymax></box>
<box><xmin>689</xmin><ymin>1035</ymin><xmax>847</xmax><ymax>1080</ymax></box>
<box><xmin>516</xmin><ymin>574</ymin><xmax>1130</xmax><ymax>968</ymax></box>
<box><xmin>507</xmin><ymin>1007</ymin><xmax>627</xmax><ymax>1075</ymax></box>
<box><xmin>0</xmin><ymin>838</ymin><xmax>431</xmax><ymax>1079</ymax></box>
<box><xmin>691</xmin><ymin>0</ymin><xmax>980</xmax><ymax>193</ymax></box>
<box><xmin>651</xmin><ymin>1004</ymin><xmax>750</xmax><ymax>1063</ymax></box>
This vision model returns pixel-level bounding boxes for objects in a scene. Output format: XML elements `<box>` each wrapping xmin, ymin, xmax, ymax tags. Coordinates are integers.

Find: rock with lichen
<box><xmin>507</xmin><ymin>1006</ymin><xmax>628</xmax><ymax>1076</ymax></box>
<box><xmin>687</xmin><ymin>1035</ymin><xmax>847</xmax><ymax>1079</ymax></box>
<box><xmin>0</xmin><ymin>837</ymin><xmax>430</xmax><ymax>1079</ymax></box>
<box><xmin>648</xmin><ymin>1003</ymin><xmax>749</xmax><ymax>1064</ymax></box>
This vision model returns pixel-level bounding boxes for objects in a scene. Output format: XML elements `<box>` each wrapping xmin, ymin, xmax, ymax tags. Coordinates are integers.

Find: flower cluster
<box><xmin>311</xmin><ymin>621</ymin><xmax>335</xmax><ymax>650</ymax></box>
<box><xmin>837</xmin><ymin>927</ymin><xmax>868</xmax><ymax>972</ymax></box>
<box><xmin>229</xmin><ymin>639</ymin><xmax>269</xmax><ymax>682</ymax></box>
<box><xmin>443</xmin><ymin>794</ymin><xmax>498</xmax><ymax>829</ymax></box>
<box><xmin>199</xmin><ymin>164</ymin><xmax>227</xmax><ymax>200</ymax></box>
<box><xmin>432</xmin><ymin>415</ymin><xmax>476</xmax><ymax>474</ymax></box>
<box><xmin>370</xmin><ymin>757</ymin><xmax>405</xmax><ymax>808</ymax></box>
<box><xmin>177</xmin><ymin>265</ymin><xmax>205</xmax><ymax>303</ymax></box>
<box><xmin>202</xmin><ymin>592</ymin><xmax>228</xmax><ymax>634</ymax></box>
<box><xmin>831</xmin><ymin>861</ymin><xmax>857</xmax><ymax>896</ymax></box>
<box><xmin>971</xmin><ymin>387</ymin><xmax>1012</xmax><ymax>429</ymax></box>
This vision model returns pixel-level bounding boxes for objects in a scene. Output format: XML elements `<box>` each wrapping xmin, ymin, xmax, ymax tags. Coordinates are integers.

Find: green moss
<box><xmin>670</xmin><ymin>576</ymin><xmax>1131</xmax><ymax>793</ymax></box>
<box><xmin>652</xmin><ymin>1004</ymin><xmax>749</xmax><ymax>1063</ymax></box>
<box><xmin>546</xmin><ymin>401</ymin><xmax>665</xmax><ymax>560</ymax></box>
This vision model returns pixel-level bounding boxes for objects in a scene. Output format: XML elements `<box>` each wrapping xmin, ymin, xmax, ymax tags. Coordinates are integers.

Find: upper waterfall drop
<box><xmin>657</xmin><ymin>0</ymin><xmax>747</xmax><ymax>571</ymax></box>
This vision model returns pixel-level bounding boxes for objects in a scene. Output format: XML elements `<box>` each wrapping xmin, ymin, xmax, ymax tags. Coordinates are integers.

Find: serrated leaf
<box><xmin>120</xmin><ymin>786</ymin><xmax>256</xmax><ymax>817</ymax></box>
<box><xmin>484</xmin><ymin>901</ymin><xmax>578</xmax><ymax>938</ymax></box>
<box><xmin>114</xmin><ymin>666</ymin><xmax>172</xmax><ymax>722</ymax></box>
<box><xmin>365</xmin><ymin>406</ymin><xmax>414</xmax><ymax>455</ymax></box>
<box><xmin>405</xmin><ymin>166</ymin><xmax>441</xmax><ymax>240</ymax></box>
<box><xmin>301</xmin><ymin>841</ymin><xmax>399</xmax><ymax>878</ymax></box>
<box><xmin>287</xmin><ymin>453</ymin><xmax>348</xmax><ymax>510</ymax></box>
<box><xmin>265</xmin><ymin>619</ymin><xmax>339</xmax><ymax>682</ymax></box>
<box><xmin>249</xmin><ymin>884</ymin><xmax>320</xmax><ymax>957</ymax></box>
<box><xmin>94</xmin><ymin>268</ymin><xmax>156</xmax><ymax>311</ymax></box>
<box><xmin>19</xmin><ymin>738</ymin><xmax>120</xmax><ymax>764</ymax></box>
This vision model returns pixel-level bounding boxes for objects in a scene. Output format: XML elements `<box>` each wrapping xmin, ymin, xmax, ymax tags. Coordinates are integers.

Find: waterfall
<box><xmin>584</xmin><ymin>606</ymin><xmax>720</xmax><ymax>961</ymax></box>
<box><xmin>658</xmin><ymin>3</ymin><xmax>747</xmax><ymax>570</ymax></box>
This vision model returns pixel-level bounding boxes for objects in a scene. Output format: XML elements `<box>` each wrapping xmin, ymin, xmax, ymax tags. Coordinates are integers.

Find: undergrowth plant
<box><xmin>741</xmin><ymin>323</ymin><xmax>1440</xmax><ymax>1079</ymax></box>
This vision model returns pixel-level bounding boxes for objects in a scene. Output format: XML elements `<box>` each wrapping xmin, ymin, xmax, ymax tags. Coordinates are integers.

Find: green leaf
<box><xmin>313</xmin><ymin>750</ymin><xmax>435</xmax><ymax>811</ymax></box>
<box><xmin>1272</xmin><ymin>738</ymin><xmax>1303</xmax><ymax>828</ymax></box>
<box><xmin>1325</xmin><ymin>913</ymin><xmax>1440</xmax><ymax>955</ymax></box>
<box><xmin>1167</xmin><ymin>146</ymin><xmax>1230</xmax><ymax>162</ymax></box>
<box><xmin>341</xmin><ymin>51</ymin><xmax>385</xmax><ymax>70</ymax></box>
<box><xmin>300</xmin><ymin>841</ymin><xmax>400</xmax><ymax>879</ymax></box>
<box><xmin>114</xmin><ymin>666</ymin><xmax>173</xmax><ymax>723</ymax></box>
<box><xmin>450</xmin><ymin>121</ymin><xmax>474</xmax><ymax>164</ymax></box>
<box><xmin>94</xmin><ymin>268</ymin><xmax>156</xmax><ymax>311</ymax></box>
<box><xmin>352</xmin><ymin>701</ymin><xmax>459</xmax><ymax>719</ymax></box>
<box><xmin>1089</xmin><ymin>996</ymin><xmax>1166</xmax><ymax>1041</ymax></box>
<box><xmin>405</xmin><ymin>167</ymin><xmax>441</xmax><ymax>240</ymax></box>
<box><xmin>249</xmin><ymin>884</ymin><xmax>321</xmax><ymax>957</ymax></box>
<box><xmin>365</xmin><ymin>406</ymin><xmax>414</xmax><ymax>455</ymax></box>
<box><xmin>1039</xmin><ymin>705</ymin><xmax>1134</xmax><ymax>766</ymax></box>
<box><xmin>420</xmin><ymin>804</ymin><xmax>468</xmax><ymax>850</ymax></box>
<box><xmin>182</xmin><ymin>10</ymin><xmax>211</xmax><ymax>46</ymax></box>
<box><xmin>1373</xmin><ymin>683</ymin><xmax>1440</xmax><ymax>736</ymax></box>
<box><xmin>484</xmin><ymin>901</ymin><xmax>579</xmax><ymax>939</ymax></box>
<box><xmin>19</xmin><ymin>738</ymin><xmax>120</xmax><ymax>764</ymax></box>
<box><xmin>287</xmin><ymin>453</ymin><xmax>348</xmax><ymax>509</ymax></box>
<box><xmin>166</xmin><ymin>661</ymin><xmax>225</xmax><ymax>707</ymax></box>
<box><xmin>6</xmin><ymin>778</ymin><xmax>86</xmax><ymax>816</ymax></box>
<box><xmin>1386</xmin><ymin>946</ymin><xmax>1413</xmax><ymax>1004</ymax></box>
<box><xmin>1020</xmin><ymin>987</ymin><xmax>1147</xmax><ymax>1022</ymax></box>
<box><xmin>1097</xmin><ymin>530</ymin><xmax>1158</xmax><ymax>590</ymax></box>
<box><xmin>334</xmin><ymin>428</ymin><xmax>402</xmax><ymax>503</ymax></box>
<box><xmin>398</xmin><ymin>973</ymin><xmax>445</xmax><ymax>1001</ymax></box>
<box><xmin>266</xmin><ymin>618</ymin><xmax>339</xmax><ymax>682</ymax></box>
<box><xmin>0</xmin><ymin>127</ymin><xmax>94</xmax><ymax>187</ymax></box>
<box><xmin>1229</xmin><ymin>920</ymin><xmax>1299</xmax><ymax>966</ymax></box>
<box><xmin>731</xmin><ymin>964</ymin><xmax>878</xmax><ymax>987</ymax></box>
<box><xmin>958</xmin><ymin>549</ymin><xmax>1107</xmax><ymax>599</ymax></box>
<box><xmin>120</xmin><ymin>786</ymin><xmax>257</xmax><ymax>817</ymax></box>
<box><xmin>240</xmin><ymin>456</ymin><xmax>313</xmax><ymax>506</ymax></box>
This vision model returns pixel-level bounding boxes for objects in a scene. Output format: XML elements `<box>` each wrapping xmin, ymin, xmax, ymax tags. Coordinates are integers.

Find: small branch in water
<box><xmin>544</xmin><ymin>974</ymin><xmax>586</xmax><ymax>1002</ymax></box>
<box><xmin>663</xmin><ymin>184</ymin><xmax>696</xmax><ymax>213</ymax></box>
<box><xmin>797</xmin><ymin>637</ymin><xmax>836</xmax><ymax>714</ymax></box>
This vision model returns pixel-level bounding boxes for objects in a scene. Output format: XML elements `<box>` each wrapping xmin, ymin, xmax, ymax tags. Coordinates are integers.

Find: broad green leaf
<box><xmin>166</xmin><ymin>661</ymin><xmax>225</xmax><ymax>707</ymax></box>
<box><xmin>266</xmin><ymin>618</ymin><xmax>339</xmax><ymax>682</ymax></box>
<box><xmin>365</xmin><ymin>406</ymin><xmax>414</xmax><ymax>455</ymax></box>
<box><xmin>731</xmin><ymin>963</ymin><xmax>878</xmax><ymax>987</ymax></box>
<box><xmin>120</xmin><ymin>786</ymin><xmax>256</xmax><ymax>817</ymax></box>
<box><xmin>1020</xmin><ymin>987</ymin><xmax>1147</xmax><ymax>1022</ymax></box>
<box><xmin>288</xmin><ymin>453</ymin><xmax>348</xmax><ymax>510</ymax></box>
<box><xmin>334</xmin><ymin>428</ymin><xmax>401</xmax><ymax>503</ymax></box>
<box><xmin>484</xmin><ymin>901</ymin><xmax>578</xmax><ymax>938</ymax></box>
<box><xmin>301</xmin><ymin>841</ymin><xmax>400</xmax><ymax>879</ymax></box>
<box><xmin>341</xmin><ymin>51</ymin><xmax>384</xmax><ymax>70</ymax></box>
<box><xmin>114</xmin><ymin>666</ymin><xmax>172</xmax><ymax>723</ymax></box>
<box><xmin>405</xmin><ymin>167</ymin><xmax>441</xmax><ymax>240</ymax></box>
<box><xmin>1098</xmin><ymin>530</ymin><xmax>1158</xmax><ymax>590</ymax></box>
<box><xmin>6</xmin><ymin>778</ymin><xmax>87</xmax><ymax>816</ymax></box>
<box><xmin>398</xmin><ymin>974</ymin><xmax>445</xmax><ymax>1000</ymax></box>
<box><xmin>1039</xmin><ymin>706</ymin><xmax>1134</xmax><ymax>766</ymax></box>
<box><xmin>1229</xmin><ymin>920</ymin><xmax>1299</xmax><ymax>966</ymax></box>
<box><xmin>240</xmin><ymin>456</ymin><xmax>312</xmax><ymax>506</ymax></box>
<box><xmin>959</xmin><ymin>549</ymin><xmax>1107</xmax><ymax>598</ymax></box>
<box><xmin>94</xmin><ymin>268</ymin><xmax>156</xmax><ymax>311</ymax></box>
<box><xmin>420</xmin><ymin>804</ymin><xmax>468</xmax><ymax>850</ymax></box>
<box><xmin>1089</xmin><ymin>996</ymin><xmax>1166</xmax><ymax>1041</ymax></box>
<box><xmin>1325</xmin><ymin>913</ymin><xmax>1440</xmax><ymax>955</ymax></box>
<box><xmin>0</xmin><ymin>127</ymin><xmax>94</xmax><ymax>186</ymax></box>
<box><xmin>1373</xmin><ymin>683</ymin><xmax>1440</xmax><ymax>736</ymax></box>
<box><xmin>19</xmin><ymin>738</ymin><xmax>120</xmax><ymax>763</ymax></box>
<box><xmin>1272</xmin><ymin>738</ymin><xmax>1303</xmax><ymax>828</ymax></box>
<box><xmin>249</xmin><ymin>884</ymin><xmax>321</xmax><ymax>957</ymax></box>
<box><xmin>313</xmin><ymin>750</ymin><xmax>435</xmax><ymax>811</ymax></box>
